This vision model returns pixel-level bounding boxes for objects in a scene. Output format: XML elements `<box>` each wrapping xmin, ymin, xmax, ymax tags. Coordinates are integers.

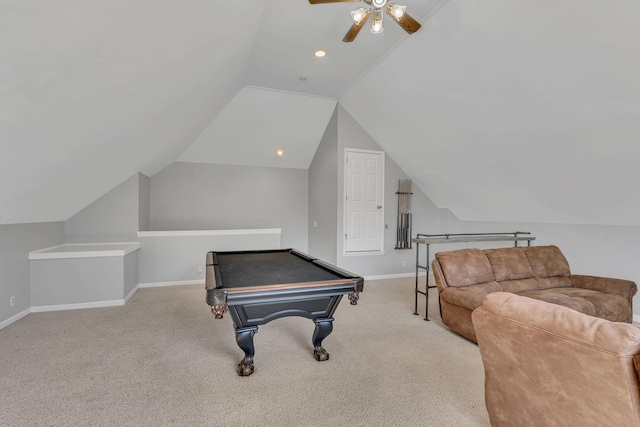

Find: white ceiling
<box><xmin>178</xmin><ymin>86</ymin><xmax>336</xmax><ymax>169</ymax></box>
<box><xmin>2</xmin><ymin>0</ymin><xmax>639</xmax><ymax>226</ymax></box>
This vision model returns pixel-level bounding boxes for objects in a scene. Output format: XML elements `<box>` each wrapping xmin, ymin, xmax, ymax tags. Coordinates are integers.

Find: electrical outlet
<box><xmin>402</xmin><ymin>261</ymin><xmax>407</xmax><ymax>268</ymax></box>
<box><xmin>198</xmin><ymin>266</ymin><xmax>203</xmax><ymax>274</ymax></box>
<box><xmin>10</xmin><ymin>296</ymin><xmax>15</xmax><ymax>307</ymax></box>
<box><xmin>313</xmin><ymin>221</ymin><xmax>318</xmax><ymax>228</ymax></box>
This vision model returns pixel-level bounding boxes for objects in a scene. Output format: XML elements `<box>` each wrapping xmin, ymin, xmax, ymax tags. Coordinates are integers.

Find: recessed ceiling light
<box><xmin>299</xmin><ymin>76</ymin><xmax>307</xmax><ymax>81</ymax></box>
<box><xmin>276</xmin><ymin>149</ymin><xmax>284</xmax><ymax>157</ymax></box>
<box><xmin>314</xmin><ymin>50</ymin><xmax>326</xmax><ymax>58</ymax></box>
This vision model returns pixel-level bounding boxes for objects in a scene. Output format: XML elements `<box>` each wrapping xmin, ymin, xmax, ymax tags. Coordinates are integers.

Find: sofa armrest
<box><xmin>431</xmin><ymin>259</ymin><xmax>448</xmax><ymax>292</ymax></box>
<box><xmin>571</xmin><ymin>275</ymin><xmax>638</xmax><ymax>303</ymax></box>
<box><xmin>440</xmin><ymin>282</ymin><xmax>503</xmax><ymax>311</ymax></box>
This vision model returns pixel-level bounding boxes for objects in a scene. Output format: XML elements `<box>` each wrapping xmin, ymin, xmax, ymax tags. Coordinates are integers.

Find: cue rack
<box><xmin>411</xmin><ymin>231</ymin><xmax>536</xmax><ymax>321</ymax></box>
<box><xmin>395</xmin><ymin>180</ymin><xmax>413</xmax><ymax>249</ymax></box>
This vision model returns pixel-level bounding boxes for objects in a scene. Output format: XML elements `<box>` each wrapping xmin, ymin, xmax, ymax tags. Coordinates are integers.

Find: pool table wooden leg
<box><xmin>235</xmin><ymin>326</ymin><xmax>258</xmax><ymax>376</ymax></box>
<box><xmin>312</xmin><ymin>317</ymin><xmax>334</xmax><ymax>362</ymax></box>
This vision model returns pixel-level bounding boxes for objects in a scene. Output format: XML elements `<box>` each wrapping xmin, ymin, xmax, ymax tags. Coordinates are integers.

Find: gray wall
<box><xmin>307</xmin><ymin>105</ymin><xmax>442</xmax><ymax>277</ymax></box>
<box><xmin>0</xmin><ymin>222</ymin><xmax>64</xmax><ymax>324</ymax></box>
<box><xmin>149</xmin><ymin>162</ymin><xmax>308</xmax><ymax>251</ymax></box>
<box><xmin>30</xmin><ymin>257</ymin><xmax>126</xmax><ymax>307</ymax></box>
<box><xmin>308</xmin><ymin>107</ymin><xmax>339</xmax><ymax>264</ymax></box>
<box><xmin>137</xmin><ymin>231</ymin><xmax>281</xmax><ymax>284</ymax></box>
<box><xmin>138</xmin><ymin>173</ymin><xmax>150</xmax><ymax>232</ymax></box>
<box><xmin>65</xmin><ymin>173</ymin><xmax>145</xmax><ymax>243</ymax></box>
<box><xmin>123</xmin><ymin>251</ymin><xmax>139</xmax><ymax>298</ymax></box>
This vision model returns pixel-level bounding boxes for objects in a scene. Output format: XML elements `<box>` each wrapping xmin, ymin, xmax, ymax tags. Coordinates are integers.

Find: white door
<box><xmin>344</xmin><ymin>149</ymin><xmax>384</xmax><ymax>253</ymax></box>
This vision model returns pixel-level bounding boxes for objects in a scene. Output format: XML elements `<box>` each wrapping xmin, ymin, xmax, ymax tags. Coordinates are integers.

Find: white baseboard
<box><xmin>138</xmin><ymin>279</ymin><xmax>205</xmax><ymax>288</ymax></box>
<box><xmin>633</xmin><ymin>314</ymin><xmax>640</xmax><ymax>325</ymax></box>
<box><xmin>364</xmin><ymin>271</ymin><xmax>426</xmax><ymax>281</ymax></box>
<box><xmin>124</xmin><ymin>285</ymin><xmax>139</xmax><ymax>303</ymax></box>
<box><xmin>1</xmin><ymin>280</ymin><xmax>202</xmax><ymax>329</ymax></box>
<box><xmin>0</xmin><ymin>308</ymin><xmax>32</xmax><ymax>330</ymax></box>
<box><xmin>31</xmin><ymin>299</ymin><xmax>125</xmax><ymax>313</ymax></box>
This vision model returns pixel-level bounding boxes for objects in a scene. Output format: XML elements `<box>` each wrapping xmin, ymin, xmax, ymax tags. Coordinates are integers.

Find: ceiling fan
<box><xmin>309</xmin><ymin>0</ymin><xmax>421</xmax><ymax>42</ymax></box>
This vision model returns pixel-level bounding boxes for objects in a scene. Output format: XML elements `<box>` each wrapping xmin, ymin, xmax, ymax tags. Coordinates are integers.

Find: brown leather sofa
<box><xmin>432</xmin><ymin>245</ymin><xmax>637</xmax><ymax>342</ymax></box>
<box><xmin>473</xmin><ymin>292</ymin><xmax>640</xmax><ymax>427</ymax></box>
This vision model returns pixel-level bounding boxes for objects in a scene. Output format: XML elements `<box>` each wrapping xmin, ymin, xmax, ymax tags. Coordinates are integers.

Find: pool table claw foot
<box><xmin>314</xmin><ymin>347</ymin><xmax>330</xmax><ymax>361</ymax></box>
<box><xmin>237</xmin><ymin>358</ymin><xmax>255</xmax><ymax>376</ymax></box>
<box><xmin>348</xmin><ymin>292</ymin><xmax>359</xmax><ymax>305</ymax></box>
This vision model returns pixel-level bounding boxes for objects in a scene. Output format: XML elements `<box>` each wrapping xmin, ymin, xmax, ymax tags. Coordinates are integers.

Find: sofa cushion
<box><xmin>497</xmin><ymin>277</ymin><xmax>540</xmax><ymax>293</ymax></box>
<box><xmin>485</xmin><ymin>247</ymin><xmax>533</xmax><ymax>281</ymax></box>
<box><xmin>484</xmin><ymin>247</ymin><xmax>539</xmax><ymax>293</ymax></box>
<box><xmin>518</xmin><ymin>287</ymin><xmax>632</xmax><ymax>322</ymax></box>
<box><xmin>536</xmin><ymin>276</ymin><xmax>574</xmax><ymax>290</ymax></box>
<box><xmin>522</xmin><ymin>245</ymin><xmax>571</xmax><ymax>278</ymax></box>
<box><xmin>522</xmin><ymin>245</ymin><xmax>572</xmax><ymax>289</ymax></box>
<box><xmin>435</xmin><ymin>249</ymin><xmax>494</xmax><ymax>288</ymax></box>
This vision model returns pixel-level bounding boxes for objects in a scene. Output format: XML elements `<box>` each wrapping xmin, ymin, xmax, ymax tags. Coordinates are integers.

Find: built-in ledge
<box><xmin>29</xmin><ymin>242</ymin><xmax>141</xmax><ymax>260</ymax></box>
<box><xmin>29</xmin><ymin>242</ymin><xmax>141</xmax><ymax>311</ymax></box>
<box><xmin>137</xmin><ymin>228</ymin><xmax>281</xmax><ymax>238</ymax></box>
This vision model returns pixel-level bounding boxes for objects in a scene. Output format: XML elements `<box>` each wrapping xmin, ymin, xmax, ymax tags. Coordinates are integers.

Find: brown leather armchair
<box><xmin>472</xmin><ymin>292</ymin><xmax>640</xmax><ymax>427</ymax></box>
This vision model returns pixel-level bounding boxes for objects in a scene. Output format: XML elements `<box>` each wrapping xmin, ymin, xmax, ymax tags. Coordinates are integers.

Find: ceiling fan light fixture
<box><xmin>351</xmin><ymin>7</ymin><xmax>368</xmax><ymax>25</ymax></box>
<box><xmin>370</xmin><ymin>9</ymin><xmax>384</xmax><ymax>34</ymax></box>
<box><xmin>387</xmin><ymin>4</ymin><xmax>406</xmax><ymax>21</ymax></box>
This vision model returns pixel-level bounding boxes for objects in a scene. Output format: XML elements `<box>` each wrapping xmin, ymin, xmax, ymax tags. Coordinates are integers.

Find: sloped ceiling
<box><xmin>178</xmin><ymin>86</ymin><xmax>336</xmax><ymax>169</ymax></box>
<box><xmin>2</xmin><ymin>0</ymin><xmax>640</xmax><ymax>226</ymax></box>
<box><xmin>341</xmin><ymin>0</ymin><xmax>640</xmax><ymax>225</ymax></box>
<box><xmin>0</xmin><ymin>0</ymin><xmax>268</xmax><ymax>224</ymax></box>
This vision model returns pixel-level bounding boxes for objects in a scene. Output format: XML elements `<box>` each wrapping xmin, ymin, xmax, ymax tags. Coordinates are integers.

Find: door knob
<box><xmin>377</xmin><ymin>205</ymin><xmax>383</xmax><ymax>209</ymax></box>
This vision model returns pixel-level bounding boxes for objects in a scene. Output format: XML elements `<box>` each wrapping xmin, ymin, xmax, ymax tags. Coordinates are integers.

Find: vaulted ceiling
<box><xmin>2</xmin><ymin>0</ymin><xmax>639</xmax><ymax>226</ymax></box>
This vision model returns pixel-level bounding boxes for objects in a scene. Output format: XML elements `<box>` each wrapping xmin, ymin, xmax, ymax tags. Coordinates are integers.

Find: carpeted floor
<box><xmin>0</xmin><ymin>277</ymin><xmax>490</xmax><ymax>426</ymax></box>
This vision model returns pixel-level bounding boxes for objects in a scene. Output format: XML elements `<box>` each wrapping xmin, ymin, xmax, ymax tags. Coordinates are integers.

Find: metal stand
<box><xmin>412</xmin><ymin>232</ymin><xmax>536</xmax><ymax>321</ymax></box>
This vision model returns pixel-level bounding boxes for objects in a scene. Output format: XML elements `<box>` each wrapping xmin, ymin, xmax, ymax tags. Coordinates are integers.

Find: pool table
<box><xmin>205</xmin><ymin>248</ymin><xmax>364</xmax><ymax>376</ymax></box>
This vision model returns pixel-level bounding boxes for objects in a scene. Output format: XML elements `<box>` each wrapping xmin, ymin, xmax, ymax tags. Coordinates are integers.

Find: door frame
<box><xmin>343</xmin><ymin>148</ymin><xmax>385</xmax><ymax>255</ymax></box>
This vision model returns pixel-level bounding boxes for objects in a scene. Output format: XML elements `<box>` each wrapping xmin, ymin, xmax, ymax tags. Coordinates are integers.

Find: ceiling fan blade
<box><xmin>342</xmin><ymin>10</ymin><xmax>371</xmax><ymax>42</ymax></box>
<box><xmin>309</xmin><ymin>0</ymin><xmax>360</xmax><ymax>4</ymax></box>
<box><xmin>387</xmin><ymin>9</ymin><xmax>421</xmax><ymax>34</ymax></box>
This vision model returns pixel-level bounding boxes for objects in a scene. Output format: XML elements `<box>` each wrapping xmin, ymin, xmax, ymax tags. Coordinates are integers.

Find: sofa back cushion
<box><xmin>522</xmin><ymin>245</ymin><xmax>572</xmax><ymax>289</ymax></box>
<box><xmin>435</xmin><ymin>248</ymin><xmax>495</xmax><ymax>288</ymax></box>
<box><xmin>484</xmin><ymin>248</ymin><xmax>539</xmax><ymax>293</ymax></box>
<box><xmin>485</xmin><ymin>248</ymin><xmax>533</xmax><ymax>281</ymax></box>
<box><xmin>435</xmin><ymin>245</ymin><xmax>574</xmax><ymax>290</ymax></box>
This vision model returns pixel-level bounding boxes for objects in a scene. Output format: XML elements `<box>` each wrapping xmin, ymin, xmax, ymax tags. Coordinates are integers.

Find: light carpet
<box><xmin>0</xmin><ymin>277</ymin><xmax>490</xmax><ymax>426</ymax></box>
